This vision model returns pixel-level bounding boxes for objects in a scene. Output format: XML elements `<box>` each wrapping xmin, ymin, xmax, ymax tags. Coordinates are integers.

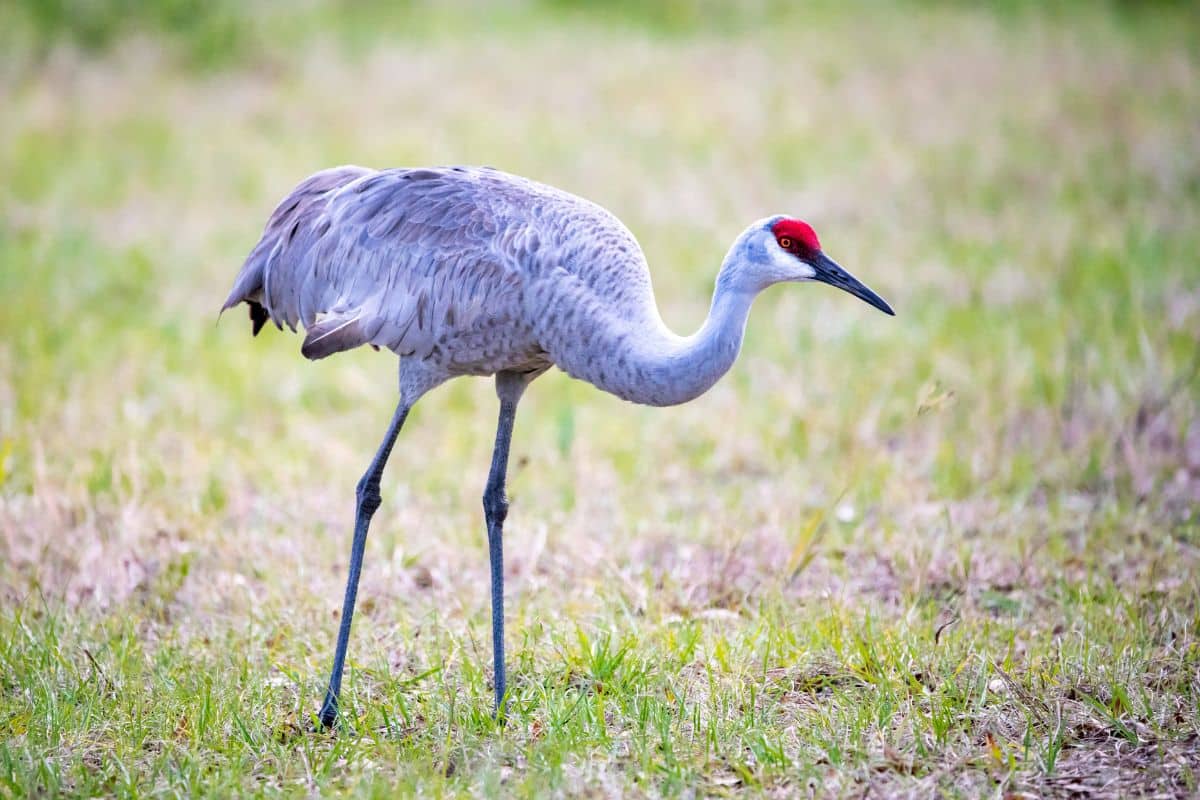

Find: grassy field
<box><xmin>2</xmin><ymin>1</ymin><xmax>1198</xmax><ymax>796</ymax></box>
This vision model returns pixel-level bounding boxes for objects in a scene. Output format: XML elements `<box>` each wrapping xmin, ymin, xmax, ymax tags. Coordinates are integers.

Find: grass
<box><xmin>1</xmin><ymin>1</ymin><xmax>1198</xmax><ymax>796</ymax></box>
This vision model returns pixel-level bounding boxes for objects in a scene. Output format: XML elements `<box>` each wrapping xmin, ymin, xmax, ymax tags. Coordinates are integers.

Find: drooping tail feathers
<box><xmin>220</xmin><ymin>165</ymin><xmax>374</xmax><ymax>348</ymax></box>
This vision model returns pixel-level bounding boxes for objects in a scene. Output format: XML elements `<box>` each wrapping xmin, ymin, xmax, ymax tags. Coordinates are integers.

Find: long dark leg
<box><xmin>317</xmin><ymin>400</ymin><xmax>410</xmax><ymax>729</ymax></box>
<box><xmin>484</xmin><ymin>375</ymin><xmax>524</xmax><ymax>718</ymax></box>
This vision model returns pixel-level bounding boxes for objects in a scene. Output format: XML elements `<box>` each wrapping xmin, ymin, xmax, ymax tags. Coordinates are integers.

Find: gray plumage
<box><xmin>223</xmin><ymin>165</ymin><xmax>668</xmax><ymax>402</ymax></box>
<box><xmin>221</xmin><ymin>164</ymin><xmax>893</xmax><ymax>725</ymax></box>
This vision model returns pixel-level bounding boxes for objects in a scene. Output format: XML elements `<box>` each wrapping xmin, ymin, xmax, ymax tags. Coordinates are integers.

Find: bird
<box><xmin>221</xmin><ymin>164</ymin><xmax>893</xmax><ymax>728</ymax></box>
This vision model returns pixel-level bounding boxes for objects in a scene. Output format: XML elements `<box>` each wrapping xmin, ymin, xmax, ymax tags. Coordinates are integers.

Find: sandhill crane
<box><xmin>222</xmin><ymin>165</ymin><xmax>893</xmax><ymax>728</ymax></box>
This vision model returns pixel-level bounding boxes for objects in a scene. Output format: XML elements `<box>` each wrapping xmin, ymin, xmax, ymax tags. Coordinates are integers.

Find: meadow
<box><xmin>1</xmin><ymin>1</ymin><xmax>1198</xmax><ymax>796</ymax></box>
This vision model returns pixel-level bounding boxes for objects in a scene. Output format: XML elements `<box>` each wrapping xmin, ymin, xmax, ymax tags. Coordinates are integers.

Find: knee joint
<box><xmin>356</xmin><ymin>476</ymin><xmax>382</xmax><ymax>514</ymax></box>
<box><xmin>482</xmin><ymin>488</ymin><xmax>508</xmax><ymax>525</ymax></box>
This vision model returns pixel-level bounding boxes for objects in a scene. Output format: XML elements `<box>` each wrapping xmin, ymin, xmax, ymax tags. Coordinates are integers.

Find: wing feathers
<box><xmin>300</xmin><ymin>312</ymin><xmax>365</xmax><ymax>360</ymax></box>
<box><xmin>224</xmin><ymin>165</ymin><xmax>539</xmax><ymax>361</ymax></box>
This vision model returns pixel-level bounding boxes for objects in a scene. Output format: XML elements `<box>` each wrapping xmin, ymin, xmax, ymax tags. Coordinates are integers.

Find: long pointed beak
<box><xmin>811</xmin><ymin>252</ymin><xmax>895</xmax><ymax>316</ymax></box>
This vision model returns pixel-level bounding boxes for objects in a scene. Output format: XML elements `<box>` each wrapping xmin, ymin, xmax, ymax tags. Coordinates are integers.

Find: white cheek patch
<box><xmin>768</xmin><ymin>245</ymin><xmax>815</xmax><ymax>279</ymax></box>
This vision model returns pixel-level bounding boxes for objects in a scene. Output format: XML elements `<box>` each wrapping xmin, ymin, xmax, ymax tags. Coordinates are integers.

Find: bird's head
<box><xmin>722</xmin><ymin>216</ymin><xmax>894</xmax><ymax>315</ymax></box>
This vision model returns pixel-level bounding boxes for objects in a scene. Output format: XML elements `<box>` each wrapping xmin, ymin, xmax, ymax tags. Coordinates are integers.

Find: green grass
<box><xmin>1</xmin><ymin>1</ymin><xmax>1198</xmax><ymax>796</ymax></box>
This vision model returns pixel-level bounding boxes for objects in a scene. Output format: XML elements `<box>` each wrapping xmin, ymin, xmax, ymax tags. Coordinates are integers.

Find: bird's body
<box><xmin>225</xmin><ymin>165</ymin><xmax>692</xmax><ymax>404</ymax></box>
<box><xmin>222</xmin><ymin>165</ymin><xmax>893</xmax><ymax>726</ymax></box>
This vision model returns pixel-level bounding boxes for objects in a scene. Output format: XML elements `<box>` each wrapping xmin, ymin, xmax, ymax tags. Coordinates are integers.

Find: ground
<box><xmin>1</xmin><ymin>2</ymin><xmax>1198</xmax><ymax>797</ymax></box>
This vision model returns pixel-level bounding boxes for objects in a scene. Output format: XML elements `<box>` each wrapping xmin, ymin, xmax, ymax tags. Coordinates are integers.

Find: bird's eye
<box><xmin>778</xmin><ymin>237</ymin><xmax>793</xmax><ymax>249</ymax></box>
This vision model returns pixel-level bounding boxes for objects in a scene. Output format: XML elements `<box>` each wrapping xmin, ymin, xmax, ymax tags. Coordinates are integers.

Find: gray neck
<box><xmin>618</xmin><ymin>271</ymin><xmax>757</xmax><ymax>407</ymax></box>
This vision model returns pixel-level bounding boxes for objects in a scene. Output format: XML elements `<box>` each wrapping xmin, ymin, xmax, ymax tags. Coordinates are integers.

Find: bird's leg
<box><xmin>317</xmin><ymin>400</ymin><xmax>410</xmax><ymax>730</ymax></box>
<box><xmin>483</xmin><ymin>374</ymin><xmax>525</xmax><ymax>720</ymax></box>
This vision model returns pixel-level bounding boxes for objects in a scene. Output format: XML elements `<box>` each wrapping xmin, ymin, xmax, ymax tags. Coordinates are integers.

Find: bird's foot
<box><xmin>492</xmin><ymin>692</ymin><xmax>509</xmax><ymax>728</ymax></box>
<box><xmin>315</xmin><ymin>697</ymin><xmax>339</xmax><ymax>732</ymax></box>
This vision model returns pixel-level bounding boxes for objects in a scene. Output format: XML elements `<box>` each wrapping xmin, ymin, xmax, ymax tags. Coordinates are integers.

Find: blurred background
<box><xmin>0</xmin><ymin>0</ymin><xmax>1197</xmax><ymax>794</ymax></box>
